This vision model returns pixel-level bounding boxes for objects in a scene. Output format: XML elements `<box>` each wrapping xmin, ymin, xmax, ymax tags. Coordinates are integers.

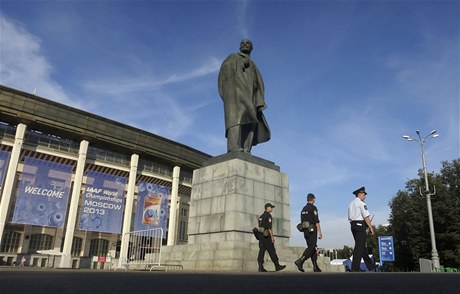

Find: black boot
<box><xmin>275</xmin><ymin>261</ymin><xmax>286</xmax><ymax>272</ymax></box>
<box><xmin>258</xmin><ymin>262</ymin><xmax>267</xmax><ymax>272</ymax></box>
<box><xmin>312</xmin><ymin>260</ymin><xmax>322</xmax><ymax>272</ymax></box>
<box><xmin>294</xmin><ymin>256</ymin><xmax>306</xmax><ymax>272</ymax></box>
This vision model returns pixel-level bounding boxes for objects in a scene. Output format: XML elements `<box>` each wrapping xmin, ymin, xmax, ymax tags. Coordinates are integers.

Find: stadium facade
<box><xmin>0</xmin><ymin>85</ymin><xmax>211</xmax><ymax>268</ymax></box>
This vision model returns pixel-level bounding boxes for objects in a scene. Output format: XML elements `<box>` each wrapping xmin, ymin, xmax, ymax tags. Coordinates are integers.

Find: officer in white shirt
<box><xmin>348</xmin><ymin>186</ymin><xmax>375</xmax><ymax>272</ymax></box>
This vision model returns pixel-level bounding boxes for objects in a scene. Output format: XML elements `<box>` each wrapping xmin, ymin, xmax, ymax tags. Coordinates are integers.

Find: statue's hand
<box><xmin>257</xmin><ymin>105</ymin><xmax>266</xmax><ymax>112</ymax></box>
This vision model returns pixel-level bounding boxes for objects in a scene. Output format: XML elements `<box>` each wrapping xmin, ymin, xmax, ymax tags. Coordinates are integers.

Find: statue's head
<box><xmin>239</xmin><ymin>39</ymin><xmax>253</xmax><ymax>54</ymax></box>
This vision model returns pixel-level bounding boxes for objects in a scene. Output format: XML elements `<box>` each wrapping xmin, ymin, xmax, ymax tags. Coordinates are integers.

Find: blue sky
<box><xmin>1</xmin><ymin>0</ymin><xmax>459</xmax><ymax>249</ymax></box>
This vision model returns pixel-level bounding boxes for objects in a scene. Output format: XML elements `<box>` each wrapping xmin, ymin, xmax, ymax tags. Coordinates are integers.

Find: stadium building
<box><xmin>0</xmin><ymin>85</ymin><xmax>211</xmax><ymax>268</ymax></box>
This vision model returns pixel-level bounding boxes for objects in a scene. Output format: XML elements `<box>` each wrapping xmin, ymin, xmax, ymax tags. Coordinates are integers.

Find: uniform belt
<box><xmin>350</xmin><ymin>220</ymin><xmax>364</xmax><ymax>223</ymax></box>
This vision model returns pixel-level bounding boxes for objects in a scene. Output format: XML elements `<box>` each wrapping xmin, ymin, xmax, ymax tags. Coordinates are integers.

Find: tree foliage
<box><xmin>388</xmin><ymin>159</ymin><xmax>460</xmax><ymax>271</ymax></box>
<box><xmin>336</xmin><ymin>245</ymin><xmax>354</xmax><ymax>259</ymax></box>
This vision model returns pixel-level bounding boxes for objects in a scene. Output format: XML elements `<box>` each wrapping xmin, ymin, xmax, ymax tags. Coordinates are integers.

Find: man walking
<box><xmin>294</xmin><ymin>193</ymin><xmax>323</xmax><ymax>272</ymax></box>
<box><xmin>19</xmin><ymin>256</ymin><xmax>26</xmax><ymax>267</ymax></box>
<box><xmin>257</xmin><ymin>203</ymin><xmax>286</xmax><ymax>272</ymax></box>
<box><xmin>348</xmin><ymin>186</ymin><xmax>375</xmax><ymax>272</ymax></box>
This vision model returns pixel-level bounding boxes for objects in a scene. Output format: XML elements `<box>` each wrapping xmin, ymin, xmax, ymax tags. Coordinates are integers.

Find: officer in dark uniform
<box><xmin>257</xmin><ymin>203</ymin><xmax>286</xmax><ymax>272</ymax></box>
<box><xmin>348</xmin><ymin>186</ymin><xmax>375</xmax><ymax>272</ymax></box>
<box><xmin>294</xmin><ymin>193</ymin><xmax>323</xmax><ymax>272</ymax></box>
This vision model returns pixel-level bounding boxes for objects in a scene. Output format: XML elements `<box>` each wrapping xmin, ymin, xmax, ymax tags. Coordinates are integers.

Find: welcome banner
<box><xmin>79</xmin><ymin>170</ymin><xmax>126</xmax><ymax>233</ymax></box>
<box><xmin>134</xmin><ymin>182</ymin><xmax>170</xmax><ymax>236</ymax></box>
<box><xmin>0</xmin><ymin>150</ymin><xmax>10</xmax><ymax>195</ymax></box>
<box><xmin>12</xmin><ymin>157</ymin><xmax>73</xmax><ymax>227</ymax></box>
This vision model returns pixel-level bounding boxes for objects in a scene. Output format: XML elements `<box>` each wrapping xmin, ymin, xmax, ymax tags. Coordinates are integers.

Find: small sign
<box><xmin>378</xmin><ymin>236</ymin><xmax>395</xmax><ymax>262</ymax></box>
<box><xmin>92</xmin><ymin>256</ymin><xmax>109</xmax><ymax>262</ymax></box>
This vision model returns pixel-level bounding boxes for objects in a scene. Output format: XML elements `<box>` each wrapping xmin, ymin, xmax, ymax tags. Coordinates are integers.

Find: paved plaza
<box><xmin>0</xmin><ymin>267</ymin><xmax>458</xmax><ymax>294</ymax></box>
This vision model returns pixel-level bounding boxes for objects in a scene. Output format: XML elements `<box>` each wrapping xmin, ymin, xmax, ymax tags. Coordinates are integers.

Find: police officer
<box><xmin>294</xmin><ymin>193</ymin><xmax>323</xmax><ymax>272</ymax></box>
<box><xmin>348</xmin><ymin>186</ymin><xmax>375</xmax><ymax>272</ymax></box>
<box><xmin>257</xmin><ymin>203</ymin><xmax>286</xmax><ymax>272</ymax></box>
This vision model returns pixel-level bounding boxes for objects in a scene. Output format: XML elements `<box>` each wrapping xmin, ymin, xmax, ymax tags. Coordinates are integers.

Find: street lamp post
<box><xmin>402</xmin><ymin>130</ymin><xmax>440</xmax><ymax>270</ymax></box>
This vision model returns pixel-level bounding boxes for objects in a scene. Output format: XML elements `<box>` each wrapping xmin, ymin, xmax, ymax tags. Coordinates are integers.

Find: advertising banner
<box><xmin>12</xmin><ymin>157</ymin><xmax>73</xmax><ymax>227</ymax></box>
<box><xmin>79</xmin><ymin>170</ymin><xmax>126</xmax><ymax>233</ymax></box>
<box><xmin>134</xmin><ymin>182</ymin><xmax>170</xmax><ymax>236</ymax></box>
<box><xmin>0</xmin><ymin>150</ymin><xmax>10</xmax><ymax>195</ymax></box>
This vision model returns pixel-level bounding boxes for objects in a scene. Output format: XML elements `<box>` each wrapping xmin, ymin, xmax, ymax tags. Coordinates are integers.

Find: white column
<box><xmin>0</xmin><ymin>123</ymin><xmax>26</xmax><ymax>247</ymax></box>
<box><xmin>59</xmin><ymin>140</ymin><xmax>89</xmax><ymax>268</ymax></box>
<box><xmin>117</xmin><ymin>154</ymin><xmax>138</xmax><ymax>269</ymax></box>
<box><xmin>167</xmin><ymin>166</ymin><xmax>180</xmax><ymax>245</ymax></box>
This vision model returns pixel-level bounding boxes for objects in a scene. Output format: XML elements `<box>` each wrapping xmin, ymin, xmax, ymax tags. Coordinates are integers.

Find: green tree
<box><xmin>388</xmin><ymin>159</ymin><xmax>460</xmax><ymax>271</ymax></box>
<box><xmin>435</xmin><ymin>159</ymin><xmax>460</xmax><ymax>267</ymax></box>
<box><xmin>336</xmin><ymin>245</ymin><xmax>353</xmax><ymax>259</ymax></box>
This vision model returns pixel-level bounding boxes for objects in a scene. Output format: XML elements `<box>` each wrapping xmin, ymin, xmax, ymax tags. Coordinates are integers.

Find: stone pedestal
<box><xmin>188</xmin><ymin>152</ymin><xmax>290</xmax><ymax>246</ymax></box>
<box><xmin>156</xmin><ymin>153</ymin><xmax>292</xmax><ymax>271</ymax></box>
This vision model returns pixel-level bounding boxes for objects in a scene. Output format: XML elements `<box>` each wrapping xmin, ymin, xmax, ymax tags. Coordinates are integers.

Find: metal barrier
<box><xmin>117</xmin><ymin>228</ymin><xmax>166</xmax><ymax>271</ymax></box>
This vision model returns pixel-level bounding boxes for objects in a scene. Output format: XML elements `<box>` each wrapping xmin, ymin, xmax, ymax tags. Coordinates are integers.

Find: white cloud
<box><xmin>82</xmin><ymin>57</ymin><xmax>221</xmax><ymax>95</ymax></box>
<box><xmin>77</xmin><ymin>57</ymin><xmax>221</xmax><ymax>141</ymax></box>
<box><xmin>139</xmin><ymin>93</ymin><xmax>193</xmax><ymax>140</ymax></box>
<box><xmin>236</xmin><ymin>0</ymin><xmax>250</xmax><ymax>38</ymax></box>
<box><xmin>0</xmin><ymin>16</ymin><xmax>70</xmax><ymax>104</ymax></box>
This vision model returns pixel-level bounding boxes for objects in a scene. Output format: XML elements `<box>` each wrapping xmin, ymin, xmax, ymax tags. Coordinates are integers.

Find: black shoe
<box><xmin>275</xmin><ymin>264</ymin><xmax>286</xmax><ymax>271</ymax></box>
<box><xmin>258</xmin><ymin>262</ymin><xmax>267</xmax><ymax>272</ymax></box>
<box><xmin>294</xmin><ymin>259</ymin><xmax>305</xmax><ymax>272</ymax></box>
<box><xmin>258</xmin><ymin>267</ymin><xmax>267</xmax><ymax>272</ymax></box>
<box><xmin>314</xmin><ymin>267</ymin><xmax>322</xmax><ymax>272</ymax></box>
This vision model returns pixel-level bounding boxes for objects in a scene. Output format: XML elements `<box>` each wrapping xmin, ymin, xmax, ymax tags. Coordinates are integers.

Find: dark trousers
<box><xmin>351</xmin><ymin>221</ymin><xmax>374</xmax><ymax>271</ymax></box>
<box><xmin>257</xmin><ymin>235</ymin><xmax>279</xmax><ymax>264</ymax></box>
<box><xmin>301</xmin><ymin>229</ymin><xmax>318</xmax><ymax>261</ymax></box>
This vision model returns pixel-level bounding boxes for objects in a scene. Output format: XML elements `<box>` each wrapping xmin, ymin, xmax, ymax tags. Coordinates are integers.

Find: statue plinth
<box><xmin>157</xmin><ymin>153</ymin><xmax>292</xmax><ymax>271</ymax></box>
<box><xmin>187</xmin><ymin>152</ymin><xmax>289</xmax><ymax>245</ymax></box>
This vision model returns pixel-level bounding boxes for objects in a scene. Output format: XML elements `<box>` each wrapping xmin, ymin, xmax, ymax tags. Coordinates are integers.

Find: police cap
<box><xmin>265</xmin><ymin>203</ymin><xmax>275</xmax><ymax>209</ymax></box>
<box><xmin>353</xmin><ymin>186</ymin><xmax>367</xmax><ymax>196</ymax></box>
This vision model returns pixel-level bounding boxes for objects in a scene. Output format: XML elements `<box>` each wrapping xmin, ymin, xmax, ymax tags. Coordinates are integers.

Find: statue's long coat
<box><xmin>218</xmin><ymin>53</ymin><xmax>271</xmax><ymax>146</ymax></box>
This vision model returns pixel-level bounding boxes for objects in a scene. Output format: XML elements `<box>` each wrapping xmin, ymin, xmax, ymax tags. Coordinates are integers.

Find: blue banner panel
<box><xmin>0</xmin><ymin>150</ymin><xmax>10</xmax><ymax>195</ymax></box>
<box><xmin>378</xmin><ymin>236</ymin><xmax>395</xmax><ymax>262</ymax></box>
<box><xmin>12</xmin><ymin>157</ymin><xmax>73</xmax><ymax>227</ymax></box>
<box><xmin>134</xmin><ymin>182</ymin><xmax>170</xmax><ymax>236</ymax></box>
<box><xmin>79</xmin><ymin>171</ymin><xmax>126</xmax><ymax>233</ymax></box>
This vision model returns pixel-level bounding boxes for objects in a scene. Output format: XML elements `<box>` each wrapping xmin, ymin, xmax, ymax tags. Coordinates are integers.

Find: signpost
<box><xmin>378</xmin><ymin>236</ymin><xmax>395</xmax><ymax>269</ymax></box>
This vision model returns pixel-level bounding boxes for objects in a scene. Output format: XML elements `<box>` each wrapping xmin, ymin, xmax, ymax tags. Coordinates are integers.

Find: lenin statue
<box><xmin>218</xmin><ymin>39</ymin><xmax>271</xmax><ymax>154</ymax></box>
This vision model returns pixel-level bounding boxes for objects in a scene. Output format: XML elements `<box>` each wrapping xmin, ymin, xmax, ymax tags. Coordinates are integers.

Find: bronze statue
<box><xmin>218</xmin><ymin>39</ymin><xmax>270</xmax><ymax>153</ymax></box>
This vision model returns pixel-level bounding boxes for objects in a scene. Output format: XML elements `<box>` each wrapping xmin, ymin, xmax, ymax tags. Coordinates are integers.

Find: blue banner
<box><xmin>12</xmin><ymin>157</ymin><xmax>73</xmax><ymax>227</ymax></box>
<box><xmin>0</xmin><ymin>150</ymin><xmax>10</xmax><ymax>195</ymax></box>
<box><xmin>134</xmin><ymin>182</ymin><xmax>170</xmax><ymax>236</ymax></box>
<box><xmin>79</xmin><ymin>171</ymin><xmax>126</xmax><ymax>233</ymax></box>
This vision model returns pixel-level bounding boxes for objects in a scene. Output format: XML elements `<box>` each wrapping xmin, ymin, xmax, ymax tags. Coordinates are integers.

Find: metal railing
<box><xmin>117</xmin><ymin>228</ymin><xmax>166</xmax><ymax>271</ymax></box>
